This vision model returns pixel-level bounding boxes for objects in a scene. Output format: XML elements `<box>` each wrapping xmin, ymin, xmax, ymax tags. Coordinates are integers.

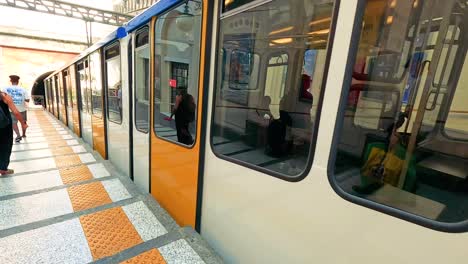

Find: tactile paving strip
<box><xmin>52</xmin><ymin>146</ymin><xmax>74</xmax><ymax>156</ymax></box>
<box><xmin>55</xmin><ymin>155</ymin><xmax>82</xmax><ymax>168</ymax></box>
<box><xmin>48</xmin><ymin>140</ymin><xmax>68</xmax><ymax>148</ymax></box>
<box><xmin>67</xmin><ymin>181</ymin><xmax>112</xmax><ymax>211</ymax></box>
<box><xmin>45</xmin><ymin>136</ymin><xmax>66</xmax><ymax>141</ymax></box>
<box><xmin>80</xmin><ymin>207</ymin><xmax>143</xmax><ymax>260</ymax></box>
<box><xmin>60</xmin><ymin>165</ymin><xmax>94</xmax><ymax>184</ymax></box>
<box><xmin>121</xmin><ymin>249</ymin><xmax>166</xmax><ymax>264</ymax></box>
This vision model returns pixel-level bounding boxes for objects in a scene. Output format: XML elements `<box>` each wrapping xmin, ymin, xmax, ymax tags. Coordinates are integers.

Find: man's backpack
<box><xmin>0</xmin><ymin>94</ymin><xmax>10</xmax><ymax>128</ymax></box>
<box><xmin>182</xmin><ymin>93</ymin><xmax>196</xmax><ymax>123</ymax></box>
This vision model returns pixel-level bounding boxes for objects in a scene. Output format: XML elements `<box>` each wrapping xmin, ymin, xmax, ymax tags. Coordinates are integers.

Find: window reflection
<box><xmin>334</xmin><ymin>0</ymin><xmax>468</xmax><ymax>224</ymax></box>
<box><xmin>135</xmin><ymin>29</ymin><xmax>150</xmax><ymax>133</ymax></box>
<box><xmin>153</xmin><ymin>1</ymin><xmax>202</xmax><ymax>146</ymax></box>
<box><xmin>212</xmin><ymin>0</ymin><xmax>336</xmax><ymax>177</ymax></box>
<box><xmin>90</xmin><ymin>52</ymin><xmax>103</xmax><ymax>118</ymax></box>
<box><xmin>78</xmin><ymin>61</ymin><xmax>90</xmax><ymax>114</ymax></box>
<box><xmin>105</xmin><ymin>43</ymin><xmax>122</xmax><ymax>124</ymax></box>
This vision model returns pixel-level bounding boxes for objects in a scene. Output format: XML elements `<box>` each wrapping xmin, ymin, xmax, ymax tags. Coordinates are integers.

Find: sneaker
<box><xmin>15</xmin><ymin>137</ymin><xmax>22</xmax><ymax>143</ymax></box>
<box><xmin>0</xmin><ymin>169</ymin><xmax>14</xmax><ymax>175</ymax></box>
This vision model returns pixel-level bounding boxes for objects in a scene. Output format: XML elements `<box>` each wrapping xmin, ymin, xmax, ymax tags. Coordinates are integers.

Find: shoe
<box><xmin>22</xmin><ymin>135</ymin><xmax>26</xmax><ymax>138</ymax></box>
<box><xmin>0</xmin><ymin>169</ymin><xmax>14</xmax><ymax>175</ymax></box>
<box><xmin>15</xmin><ymin>137</ymin><xmax>22</xmax><ymax>143</ymax></box>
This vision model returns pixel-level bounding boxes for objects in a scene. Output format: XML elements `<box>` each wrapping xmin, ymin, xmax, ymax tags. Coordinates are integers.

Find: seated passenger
<box><xmin>266</xmin><ymin>95</ymin><xmax>293</xmax><ymax>157</ymax></box>
<box><xmin>353</xmin><ymin>112</ymin><xmax>417</xmax><ymax>194</ymax></box>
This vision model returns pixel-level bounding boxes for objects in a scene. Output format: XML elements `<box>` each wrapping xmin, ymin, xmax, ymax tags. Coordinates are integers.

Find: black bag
<box><xmin>0</xmin><ymin>103</ymin><xmax>10</xmax><ymax>128</ymax></box>
<box><xmin>182</xmin><ymin>93</ymin><xmax>196</xmax><ymax>123</ymax></box>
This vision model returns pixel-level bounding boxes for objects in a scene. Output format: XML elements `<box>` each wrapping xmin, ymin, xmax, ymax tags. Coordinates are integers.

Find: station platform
<box><xmin>0</xmin><ymin>108</ymin><xmax>222</xmax><ymax>264</ymax></box>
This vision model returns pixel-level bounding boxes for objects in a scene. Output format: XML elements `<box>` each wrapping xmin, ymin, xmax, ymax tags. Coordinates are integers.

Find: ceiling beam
<box><xmin>0</xmin><ymin>0</ymin><xmax>133</xmax><ymax>26</ymax></box>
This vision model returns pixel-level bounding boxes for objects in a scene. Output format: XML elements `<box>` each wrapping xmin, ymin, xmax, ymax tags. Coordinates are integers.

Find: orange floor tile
<box><xmin>121</xmin><ymin>249</ymin><xmax>166</xmax><ymax>264</ymax></box>
<box><xmin>67</xmin><ymin>181</ymin><xmax>112</xmax><ymax>211</ymax></box>
<box><xmin>48</xmin><ymin>140</ymin><xmax>68</xmax><ymax>148</ymax></box>
<box><xmin>45</xmin><ymin>135</ymin><xmax>64</xmax><ymax>141</ymax></box>
<box><xmin>52</xmin><ymin>146</ymin><xmax>74</xmax><ymax>156</ymax></box>
<box><xmin>60</xmin><ymin>165</ymin><xmax>93</xmax><ymax>185</ymax></box>
<box><xmin>80</xmin><ymin>207</ymin><xmax>143</xmax><ymax>260</ymax></box>
<box><xmin>54</xmin><ymin>155</ymin><xmax>82</xmax><ymax>168</ymax></box>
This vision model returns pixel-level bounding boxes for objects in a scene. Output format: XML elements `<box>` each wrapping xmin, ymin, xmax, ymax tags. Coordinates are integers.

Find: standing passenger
<box><xmin>0</xmin><ymin>92</ymin><xmax>28</xmax><ymax>175</ymax></box>
<box><xmin>170</xmin><ymin>88</ymin><xmax>195</xmax><ymax>145</ymax></box>
<box><xmin>2</xmin><ymin>75</ymin><xmax>30</xmax><ymax>142</ymax></box>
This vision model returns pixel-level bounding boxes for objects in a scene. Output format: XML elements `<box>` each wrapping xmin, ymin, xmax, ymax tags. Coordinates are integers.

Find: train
<box><xmin>42</xmin><ymin>0</ymin><xmax>468</xmax><ymax>262</ymax></box>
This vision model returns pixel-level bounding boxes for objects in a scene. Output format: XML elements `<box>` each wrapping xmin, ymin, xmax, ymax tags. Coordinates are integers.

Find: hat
<box><xmin>9</xmin><ymin>75</ymin><xmax>20</xmax><ymax>82</ymax></box>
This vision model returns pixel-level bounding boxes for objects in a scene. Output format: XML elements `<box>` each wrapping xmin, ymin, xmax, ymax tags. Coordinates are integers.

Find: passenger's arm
<box><xmin>25</xmin><ymin>89</ymin><xmax>30</xmax><ymax>103</ymax></box>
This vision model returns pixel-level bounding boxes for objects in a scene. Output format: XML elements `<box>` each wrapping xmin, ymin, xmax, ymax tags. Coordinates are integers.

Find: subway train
<box><xmin>43</xmin><ymin>0</ymin><xmax>468</xmax><ymax>262</ymax></box>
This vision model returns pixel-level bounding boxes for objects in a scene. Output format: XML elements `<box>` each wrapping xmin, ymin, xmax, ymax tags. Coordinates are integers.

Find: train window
<box><xmin>135</xmin><ymin>28</ymin><xmax>150</xmax><ymax>133</ymax></box>
<box><xmin>77</xmin><ymin>61</ymin><xmax>89</xmax><ymax>113</ymax></box>
<box><xmin>212</xmin><ymin>0</ymin><xmax>336</xmax><ymax>178</ymax></box>
<box><xmin>264</xmin><ymin>53</ymin><xmax>289</xmax><ymax>119</ymax></box>
<box><xmin>228</xmin><ymin>50</ymin><xmax>260</xmax><ymax>90</ymax></box>
<box><xmin>444</xmin><ymin>50</ymin><xmax>468</xmax><ymax>141</ymax></box>
<box><xmin>105</xmin><ymin>43</ymin><xmax>122</xmax><ymax>124</ymax></box>
<box><xmin>223</xmin><ymin>0</ymin><xmax>256</xmax><ymax>13</ymax></box>
<box><xmin>59</xmin><ymin>74</ymin><xmax>65</xmax><ymax>106</ymax></box>
<box><xmin>153</xmin><ymin>1</ymin><xmax>202</xmax><ymax>146</ymax></box>
<box><xmin>433</xmin><ymin>25</ymin><xmax>460</xmax><ymax>87</ymax></box>
<box><xmin>90</xmin><ymin>51</ymin><xmax>103</xmax><ymax>118</ymax></box>
<box><xmin>332</xmin><ymin>0</ymin><xmax>468</xmax><ymax>228</ymax></box>
<box><xmin>64</xmin><ymin>71</ymin><xmax>72</xmax><ymax>109</ymax></box>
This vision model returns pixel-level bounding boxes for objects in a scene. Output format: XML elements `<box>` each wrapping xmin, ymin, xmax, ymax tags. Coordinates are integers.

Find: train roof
<box><xmin>45</xmin><ymin>0</ymin><xmax>181</xmax><ymax>80</ymax></box>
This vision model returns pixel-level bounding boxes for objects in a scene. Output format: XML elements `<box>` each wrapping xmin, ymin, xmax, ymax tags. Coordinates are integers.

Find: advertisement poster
<box><xmin>403</xmin><ymin>52</ymin><xmax>425</xmax><ymax>104</ymax></box>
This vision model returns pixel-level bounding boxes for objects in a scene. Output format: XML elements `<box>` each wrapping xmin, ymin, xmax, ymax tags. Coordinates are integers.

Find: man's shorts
<box><xmin>10</xmin><ymin>111</ymin><xmax>27</xmax><ymax>123</ymax></box>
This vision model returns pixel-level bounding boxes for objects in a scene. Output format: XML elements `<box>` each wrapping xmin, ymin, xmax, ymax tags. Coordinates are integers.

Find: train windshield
<box><xmin>333</xmin><ymin>0</ymin><xmax>468</xmax><ymax>225</ymax></box>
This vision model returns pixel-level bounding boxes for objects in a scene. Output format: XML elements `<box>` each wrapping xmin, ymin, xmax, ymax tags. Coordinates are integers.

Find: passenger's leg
<box><xmin>0</xmin><ymin>125</ymin><xmax>14</xmax><ymax>174</ymax></box>
<box><xmin>10</xmin><ymin>113</ymin><xmax>21</xmax><ymax>140</ymax></box>
<box><xmin>21</xmin><ymin>111</ymin><xmax>27</xmax><ymax>137</ymax></box>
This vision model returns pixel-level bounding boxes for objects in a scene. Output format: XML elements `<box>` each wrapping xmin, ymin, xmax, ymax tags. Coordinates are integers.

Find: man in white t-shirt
<box><xmin>2</xmin><ymin>75</ymin><xmax>30</xmax><ymax>142</ymax></box>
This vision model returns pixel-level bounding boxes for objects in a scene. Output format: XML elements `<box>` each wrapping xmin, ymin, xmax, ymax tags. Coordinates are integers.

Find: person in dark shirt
<box><xmin>0</xmin><ymin>92</ymin><xmax>28</xmax><ymax>175</ymax></box>
<box><xmin>169</xmin><ymin>87</ymin><xmax>196</xmax><ymax>145</ymax></box>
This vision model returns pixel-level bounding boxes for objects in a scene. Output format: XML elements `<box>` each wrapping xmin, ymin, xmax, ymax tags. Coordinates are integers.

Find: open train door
<box><xmin>150</xmin><ymin>0</ymin><xmax>208</xmax><ymax>228</ymax></box>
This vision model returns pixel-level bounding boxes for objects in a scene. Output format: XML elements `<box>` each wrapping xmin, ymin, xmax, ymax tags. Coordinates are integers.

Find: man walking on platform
<box><xmin>2</xmin><ymin>75</ymin><xmax>30</xmax><ymax>142</ymax></box>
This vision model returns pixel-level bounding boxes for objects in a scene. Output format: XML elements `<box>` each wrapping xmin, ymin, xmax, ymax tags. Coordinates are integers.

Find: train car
<box><xmin>43</xmin><ymin>0</ymin><xmax>468</xmax><ymax>263</ymax></box>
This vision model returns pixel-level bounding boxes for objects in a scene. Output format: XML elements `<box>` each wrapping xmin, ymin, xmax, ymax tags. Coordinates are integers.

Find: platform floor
<box><xmin>0</xmin><ymin>108</ymin><xmax>222</xmax><ymax>264</ymax></box>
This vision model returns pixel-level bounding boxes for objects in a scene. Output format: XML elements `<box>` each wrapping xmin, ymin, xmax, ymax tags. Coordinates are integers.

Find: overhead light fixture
<box><xmin>309</xmin><ymin>17</ymin><xmax>331</xmax><ymax>26</ymax></box>
<box><xmin>386</xmin><ymin>16</ymin><xmax>394</xmax><ymax>25</ymax></box>
<box><xmin>307</xmin><ymin>29</ymin><xmax>330</xmax><ymax>35</ymax></box>
<box><xmin>176</xmin><ymin>3</ymin><xmax>194</xmax><ymax>32</ymax></box>
<box><xmin>269</xmin><ymin>26</ymin><xmax>294</xmax><ymax>36</ymax></box>
<box><xmin>306</xmin><ymin>39</ymin><xmax>326</xmax><ymax>45</ymax></box>
<box><xmin>271</xmin><ymin>38</ymin><xmax>293</xmax><ymax>44</ymax></box>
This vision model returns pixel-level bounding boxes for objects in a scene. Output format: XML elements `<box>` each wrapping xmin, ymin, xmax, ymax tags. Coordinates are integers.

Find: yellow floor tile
<box><xmin>80</xmin><ymin>207</ymin><xmax>143</xmax><ymax>260</ymax></box>
<box><xmin>121</xmin><ymin>249</ymin><xmax>166</xmax><ymax>264</ymax></box>
<box><xmin>60</xmin><ymin>165</ymin><xmax>93</xmax><ymax>185</ymax></box>
<box><xmin>67</xmin><ymin>181</ymin><xmax>112</xmax><ymax>211</ymax></box>
<box><xmin>52</xmin><ymin>146</ymin><xmax>74</xmax><ymax>156</ymax></box>
<box><xmin>48</xmin><ymin>140</ymin><xmax>68</xmax><ymax>148</ymax></box>
<box><xmin>54</xmin><ymin>155</ymin><xmax>82</xmax><ymax>168</ymax></box>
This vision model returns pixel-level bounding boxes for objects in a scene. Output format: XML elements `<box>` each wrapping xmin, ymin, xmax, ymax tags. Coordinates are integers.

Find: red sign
<box><xmin>169</xmin><ymin>79</ymin><xmax>177</xmax><ymax>88</ymax></box>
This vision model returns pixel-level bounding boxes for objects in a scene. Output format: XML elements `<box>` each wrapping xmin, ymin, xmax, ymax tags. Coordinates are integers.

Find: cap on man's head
<box><xmin>9</xmin><ymin>75</ymin><xmax>20</xmax><ymax>82</ymax></box>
